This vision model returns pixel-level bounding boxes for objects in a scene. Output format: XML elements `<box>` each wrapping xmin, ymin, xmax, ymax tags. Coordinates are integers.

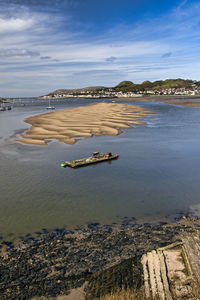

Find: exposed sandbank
<box><xmin>17</xmin><ymin>102</ymin><xmax>152</xmax><ymax>146</ymax></box>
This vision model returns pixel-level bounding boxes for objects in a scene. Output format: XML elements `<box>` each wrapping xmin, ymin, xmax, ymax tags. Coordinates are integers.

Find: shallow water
<box><xmin>1</xmin><ymin>98</ymin><xmax>200</xmax><ymax>239</ymax></box>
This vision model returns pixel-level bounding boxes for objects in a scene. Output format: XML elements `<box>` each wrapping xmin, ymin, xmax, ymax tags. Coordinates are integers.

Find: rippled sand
<box><xmin>17</xmin><ymin>102</ymin><xmax>152</xmax><ymax>145</ymax></box>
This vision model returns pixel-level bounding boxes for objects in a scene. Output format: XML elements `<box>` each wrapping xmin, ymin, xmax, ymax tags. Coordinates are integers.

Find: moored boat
<box><xmin>46</xmin><ymin>99</ymin><xmax>55</xmax><ymax>110</ymax></box>
<box><xmin>61</xmin><ymin>152</ymin><xmax>119</xmax><ymax>168</ymax></box>
<box><xmin>0</xmin><ymin>100</ymin><xmax>6</xmax><ymax>111</ymax></box>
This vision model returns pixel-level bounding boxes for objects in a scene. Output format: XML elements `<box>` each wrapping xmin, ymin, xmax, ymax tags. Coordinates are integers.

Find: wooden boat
<box><xmin>61</xmin><ymin>152</ymin><xmax>119</xmax><ymax>168</ymax></box>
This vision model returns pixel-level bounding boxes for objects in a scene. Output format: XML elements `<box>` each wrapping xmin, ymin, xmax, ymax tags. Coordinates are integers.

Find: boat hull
<box><xmin>46</xmin><ymin>107</ymin><xmax>55</xmax><ymax>109</ymax></box>
<box><xmin>61</xmin><ymin>154</ymin><xmax>119</xmax><ymax>168</ymax></box>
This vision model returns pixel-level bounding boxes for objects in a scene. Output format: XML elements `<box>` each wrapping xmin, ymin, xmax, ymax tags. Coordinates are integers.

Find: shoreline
<box><xmin>7</xmin><ymin>94</ymin><xmax>200</xmax><ymax>105</ymax></box>
<box><xmin>38</xmin><ymin>94</ymin><xmax>200</xmax><ymax>100</ymax></box>
<box><xmin>39</xmin><ymin>94</ymin><xmax>200</xmax><ymax>108</ymax></box>
<box><xmin>111</xmin><ymin>95</ymin><xmax>200</xmax><ymax>107</ymax></box>
<box><xmin>0</xmin><ymin>207</ymin><xmax>197</xmax><ymax>248</ymax></box>
<box><xmin>1</xmin><ymin>215</ymin><xmax>200</xmax><ymax>299</ymax></box>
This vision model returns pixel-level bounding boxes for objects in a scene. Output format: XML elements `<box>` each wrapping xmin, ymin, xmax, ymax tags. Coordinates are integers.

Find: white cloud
<box><xmin>0</xmin><ymin>17</ymin><xmax>33</xmax><ymax>33</ymax></box>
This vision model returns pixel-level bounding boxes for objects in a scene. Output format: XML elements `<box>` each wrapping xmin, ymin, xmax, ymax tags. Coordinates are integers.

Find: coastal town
<box><xmin>40</xmin><ymin>79</ymin><xmax>200</xmax><ymax>99</ymax></box>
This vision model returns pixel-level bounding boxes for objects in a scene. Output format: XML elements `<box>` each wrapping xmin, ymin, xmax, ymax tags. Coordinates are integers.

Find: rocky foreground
<box><xmin>1</xmin><ymin>218</ymin><xmax>200</xmax><ymax>299</ymax></box>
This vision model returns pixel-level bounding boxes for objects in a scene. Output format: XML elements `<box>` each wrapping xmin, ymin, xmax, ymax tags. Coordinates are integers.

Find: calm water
<box><xmin>1</xmin><ymin>98</ymin><xmax>200</xmax><ymax>239</ymax></box>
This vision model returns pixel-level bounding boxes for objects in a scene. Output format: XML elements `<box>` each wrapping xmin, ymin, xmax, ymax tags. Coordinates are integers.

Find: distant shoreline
<box><xmin>38</xmin><ymin>94</ymin><xmax>200</xmax><ymax>107</ymax></box>
<box><xmin>38</xmin><ymin>94</ymin><xmax>200</xmax><ymax>100</ymax></box>
<box><xmin>112</xmin><ymin>94</ymin><xmax>200</xmax><ymax>105</ymax></box>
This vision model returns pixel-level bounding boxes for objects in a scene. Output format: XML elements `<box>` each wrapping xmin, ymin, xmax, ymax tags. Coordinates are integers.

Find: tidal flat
<box><xmin>113</xmin><ymin>94</ymin><xmax>200</xmax><ymax>107</ymax></box>
<box><xmin>17</xmin><ymin>102</ymin><xmax>152</xmax><ymax>145</ymax></box>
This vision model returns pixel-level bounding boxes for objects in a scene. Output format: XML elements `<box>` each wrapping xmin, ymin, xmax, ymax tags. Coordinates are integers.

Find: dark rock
<box><xmin>1</xmin><ymin>219</ymin><xmax>200</xmax><ymax>299</ymax></box>
<box><xmin>7</xmin><ymin>233</ymin><xmax>14</xmax><ymax>237</ymax></box>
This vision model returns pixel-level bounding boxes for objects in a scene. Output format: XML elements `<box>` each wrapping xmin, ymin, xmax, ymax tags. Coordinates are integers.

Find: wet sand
<box><xmin>17</xmin><ymin>102</ymin><xmax>152</xmax><ymax>146</ymax></box>
<box><xmin>165</xmin><ymin>100</ymin><xmax>200</xmax><ymax>107</ymax></box>
<box><xmin>113</xmin><ymin>95</ymin><xmax>200</xmax><ymax>107</ymax></box>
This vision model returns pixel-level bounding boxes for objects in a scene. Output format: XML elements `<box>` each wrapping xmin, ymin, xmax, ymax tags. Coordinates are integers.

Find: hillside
<box><xmin>115</xmin><ymin>78</ymin><xmax>199</xmax><ymax>92</ymax></box>
<box><xmin>47</xmin><ymin>86</ymin><xmax>107</xmax><ymax>96</ymax></box>
<box><xmin>41</xmin><ymin>78</ymin><xmax>200</xmax><ymax>98</ymax></box>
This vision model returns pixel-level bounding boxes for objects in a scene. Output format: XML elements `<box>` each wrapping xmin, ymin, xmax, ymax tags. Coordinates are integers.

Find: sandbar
<box><xmin>17</xmin><ymin>102</ymin><xmax>152</xmax><ymax>146</ymax></box>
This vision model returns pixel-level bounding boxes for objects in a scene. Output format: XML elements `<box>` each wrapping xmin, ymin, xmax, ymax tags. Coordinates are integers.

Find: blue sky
<box><xmin>0</xmin><ymin>0</ymin><xmax>200</xmax><ymax>96</ymax></box>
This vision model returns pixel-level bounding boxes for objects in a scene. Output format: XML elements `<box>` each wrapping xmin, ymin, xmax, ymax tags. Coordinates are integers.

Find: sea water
<box><xmin>1</xmin><ymin>98</ymin><xmax>200</xmax><ymax>239</ymax></box>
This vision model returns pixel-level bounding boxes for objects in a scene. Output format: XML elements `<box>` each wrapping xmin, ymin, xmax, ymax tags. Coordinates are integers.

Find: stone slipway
<box><xmin>141</xmin><ymin>230</ymin><xmax>200</xmax><ymax>299</ymax></box>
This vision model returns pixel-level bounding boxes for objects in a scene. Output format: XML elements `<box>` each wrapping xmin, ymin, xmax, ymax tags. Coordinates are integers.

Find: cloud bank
<box><xmin>0</xmin><ymin>48</ymin><xmax>40</xmax><ymax>57</ymax></box>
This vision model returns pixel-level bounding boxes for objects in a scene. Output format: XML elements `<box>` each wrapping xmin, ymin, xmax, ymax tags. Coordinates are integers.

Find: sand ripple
<box><xmin>17</xmin><ymin>102</ymin><xmax>152</xmax><ymax>145</ymax></box>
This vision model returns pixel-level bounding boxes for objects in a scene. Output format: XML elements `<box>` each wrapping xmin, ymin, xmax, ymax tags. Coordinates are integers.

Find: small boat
<box><xmin>0</xmin><ymin>101</ymin><xmax>6</xmax><ymax>111</ymax></box>
<box><xmin>61</xmin><ymin>152</ymin><xmax>119</xmax><ymax>168</ymax></box>
<box><xmin>46</xmin><ymin>99</ymin><xmax>55</xmax><ymax>110</ymax></box>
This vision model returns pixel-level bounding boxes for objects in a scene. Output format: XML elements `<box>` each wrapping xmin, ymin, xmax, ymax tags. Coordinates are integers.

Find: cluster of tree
<box><xmin>114</xmin><ymin>79</ymin><xmax>200</xmax><ymax>92</ymax></box>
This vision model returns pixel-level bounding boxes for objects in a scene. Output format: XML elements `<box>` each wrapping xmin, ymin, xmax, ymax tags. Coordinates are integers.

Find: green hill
<box><xmin>115</xmin><ymin>81</ymin><xmax>134</xmax><ymax>88</ymax></box>
<box><xmin>42</xmin><ymin>78</ymin><xmax>200</xmax><ymax>98</ymax></box>
<box><xmin>115</xmin><ymin>78</ymin><xmax>196</xmax><ymax>92</ymax></box>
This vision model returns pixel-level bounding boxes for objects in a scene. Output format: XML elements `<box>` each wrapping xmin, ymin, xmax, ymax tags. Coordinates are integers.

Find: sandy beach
<box><xmin>17</xmin><ymin>102</ymin><xmax>152</xmax><ymax>146</ymax></box>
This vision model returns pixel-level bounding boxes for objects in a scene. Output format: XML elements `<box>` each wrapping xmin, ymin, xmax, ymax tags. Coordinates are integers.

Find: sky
<box><xmin>1</xmin><ymin>0</ymin><xmax>200</xmax><ymax>97</ymax></box>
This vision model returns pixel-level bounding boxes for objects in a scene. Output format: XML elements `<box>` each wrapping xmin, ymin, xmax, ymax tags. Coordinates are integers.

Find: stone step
<box><xmin>141</xmin><ymin>249</ymin><xmax>172</xmax><ymax>300</ymax></box>
<box><xmin>141</xmin><ymin>238</ymin><xmax>199</xmax><ymax>299</ymax></box>
<box><xmin>162</xmin><ymin>244</ymin><xmax>194</xmax><ymax>299</ymax></box>
<box><xmin>157</xmin><ymin>250</ymin><xmax>172</xmax><ymax>300</ymax></box>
